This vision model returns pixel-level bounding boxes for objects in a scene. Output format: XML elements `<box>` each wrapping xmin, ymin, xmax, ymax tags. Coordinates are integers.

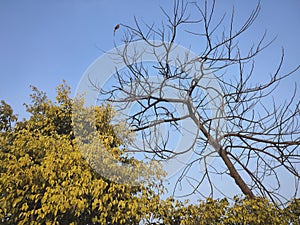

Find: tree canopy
<box><xmin>0</xmin><ymin>82</ymin><xmax>299</xmax><ymax>224</ymax></box>
<box><xmin>0</xmin><ymin>82</ymin><xmax>165</xmax><ymax>224</ymax></box>
<box><xmin>1</xmin><ymin>0</ymin><xmax>300</xmax><ymax>223</ymax></box>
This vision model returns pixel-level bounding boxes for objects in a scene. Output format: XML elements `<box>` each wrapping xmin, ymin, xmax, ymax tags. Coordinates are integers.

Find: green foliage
<box><xmin>0</xmin><ymin>81</ymin><xmax>163</xmax><ymax>224</ymax></box>
<box><xmin>158</xmin><ymin>197</ymin><xmax>300</xmax><ymax>225</ymax></box>
<box><xmin>0</xmin><ymin>100</ymin><xmax>17</xmax><ymax>132</ymax></box>
<box><xmin>0</xmin><ymin>81</ymin><xmax>299</xmax><ymax>224</ymax></box>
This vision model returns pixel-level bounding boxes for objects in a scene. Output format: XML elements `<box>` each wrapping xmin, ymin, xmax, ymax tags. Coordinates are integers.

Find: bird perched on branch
<box><xmin>114</xmin><ymin>24</ymin><xmax>120</xmax><ymax>35</ymax></box>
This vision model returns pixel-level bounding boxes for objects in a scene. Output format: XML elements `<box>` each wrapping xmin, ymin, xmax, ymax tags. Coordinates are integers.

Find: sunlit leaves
<box><xmin>0</xmin><ymin>82</ymin><xmax>163</xmax><ymax>224</ymax></box>
<box><xmin>0</xmin><ymin>100</ymin><xmax>17</xmax><ymax>132</ymax></box>
<box><xmin>0</xmin><ymin>82</ymin><xmax>299</xmax><ymax>224</ymax></box>
<box><xmin>158</xmin><ymin>197</ymin><xmax>300</xmax><ymax>225</ymax></box>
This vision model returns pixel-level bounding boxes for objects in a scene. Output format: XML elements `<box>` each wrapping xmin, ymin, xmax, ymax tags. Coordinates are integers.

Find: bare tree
<box><xmin>94</xmin><ymin>0</ymin><xmax>300</xmax><ymax>203</ymax></box>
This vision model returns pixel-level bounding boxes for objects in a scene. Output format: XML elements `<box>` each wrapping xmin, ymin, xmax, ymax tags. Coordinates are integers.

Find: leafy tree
<box><xmin>0</xmin><ymin>100</ymin><xmax>17</xmax><ymax>132</ymax></box>
<box><xmin>157</xmin><ymin>197</ymin><xmax>300</xmax><ymax>225</ymax></box>
<box><xmin>0</xmin><ymin>82</ymin><xmax>165</xmax><ymax>224</ymax></box>
<box><xmin>96</xmin><ymin>0</ymin><xmax>300</xmax><ymax>203</ymax></box>
<box><xmin>0</xmin><ymin>82</ymin><xmax>299</xmax><ymax>224</ymax></box>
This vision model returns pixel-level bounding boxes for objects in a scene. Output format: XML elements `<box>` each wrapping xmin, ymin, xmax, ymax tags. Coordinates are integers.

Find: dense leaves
<box><xmin>0</xmin><ymin>82</ymin><xmax>299</xmax><ymax>224</ymax></box>
<box><xmin>0</xmin><ymin>82</ymin><xmax>163</xmax><ymax>224</ymax></box>
<box><xmin>158</xmin><ymin>197</ymin><xmax>300</xmax><ymax>225</ymax></box>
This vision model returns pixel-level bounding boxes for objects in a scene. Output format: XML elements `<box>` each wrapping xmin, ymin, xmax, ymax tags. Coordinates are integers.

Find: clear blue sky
<box><xmin>0</xmin><ymin>0</ymin><xmax>299</xmax><ymax>200</ymax></box>
<box><xmin>0</xmin><ymin>0</ymin><xmax>299</xmax><ymax>119</ymax></box>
